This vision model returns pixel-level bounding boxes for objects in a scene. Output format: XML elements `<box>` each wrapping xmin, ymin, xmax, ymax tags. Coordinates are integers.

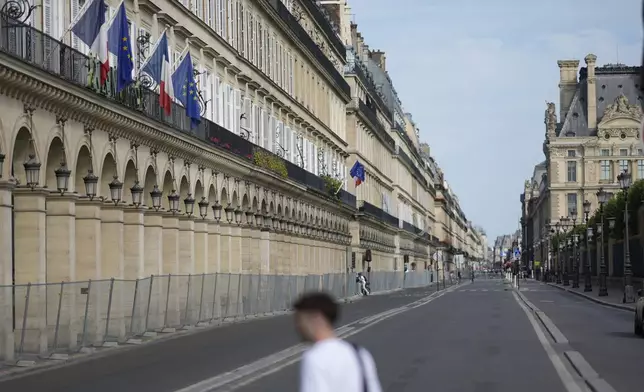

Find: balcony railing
<box><xmin>357</xmin><ymin>99</ymin><xmax>395</xmax><ymax>150</ymax></box>
<box><xmin>397</xmin><ymin>148</ymin><xmax>428</xmax><ymax>189</ymax></box>
<box><xmin>0</xmin><ymin>15</ymin><xmax>356</xmax><ymax>207</ymax></box>
<box><xmin>299</xmin><ymin>0</ymin><xmax>345</xmax><ymax>57</ymax></box>
<box><xmin>358</xmin><ymin>201</ymin><xmax>399</xmax><ymax>228</ymax></box>
<box><xmin>267</xmin><ymin>0</ymin><xmax>350</xmax><ymax>97</ymax></box>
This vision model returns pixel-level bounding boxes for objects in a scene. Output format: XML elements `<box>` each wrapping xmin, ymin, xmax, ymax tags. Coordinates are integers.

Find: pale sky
<box><xmin>348</xmin><ymin>0</ymin><xmax>642</xmax><ymax>244</ymax></box>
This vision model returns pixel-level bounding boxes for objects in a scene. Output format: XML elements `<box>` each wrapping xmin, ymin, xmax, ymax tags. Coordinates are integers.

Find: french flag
<box><xmin>141</xmin><ymin>32</ymin><xmax>174</xmax><ymax>115</ymax></box>
<box><xmin>71</xmin><ymin>0</ymin><xmax>109</xmax><ymax>85</ymax></box>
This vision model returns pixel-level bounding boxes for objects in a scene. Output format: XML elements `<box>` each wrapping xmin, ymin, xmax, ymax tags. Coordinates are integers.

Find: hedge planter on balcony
<box><xmin>253</xmin><ymin>148</ymin><xmax>288</xmax><ymax>177</ymax></box>
<box><xmin>322</xmin><ymin>175</ymin><xmax>342</xmax><ymax>200</ymax></box>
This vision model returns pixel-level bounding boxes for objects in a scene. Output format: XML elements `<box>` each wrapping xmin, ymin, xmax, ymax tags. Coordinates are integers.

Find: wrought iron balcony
<box><xmin>299</xmin><ymin>0</ymin><xmax>345</xmax><ymax>58</ymax></box>
<box><xmin>358</xmin><ymin>200</ymin><xmax>399</xmax><ymax>228</ymax></box>
<box><xmin>347</xmin><ymin>59</ymin><xmax>393</xmax><ymax>121</ymax></box>
<box><xmin>266</xmin><ymin>0</ymin><xmax>350</xmax><ymax>97</ymax></box>
<box><xmin>0</xmin><ymin>14</ymin><xmax>355</xmax><ymax>208</ymax></box>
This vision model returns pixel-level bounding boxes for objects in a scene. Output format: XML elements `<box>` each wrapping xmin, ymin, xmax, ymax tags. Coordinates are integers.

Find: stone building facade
<box><xmin>522</xmin><ymin>54</ymin><xmax>643</xmax><ymax>267</ymax></box>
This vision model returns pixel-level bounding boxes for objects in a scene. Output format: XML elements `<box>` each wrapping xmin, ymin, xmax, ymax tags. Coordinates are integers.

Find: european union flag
<box><xmin>171</xmin><ymin>52</ymin><xmax>201</xmax><ymax>129</ymax></box>
<box><xmin>107</xmin><ymin>2</ymin><xmax>133</xmax><ymax>93</ymax></box>
<box><xmin>350</xmin><ymin>160</ymin><xmax>365</xmax><ymax>186</ymax></box>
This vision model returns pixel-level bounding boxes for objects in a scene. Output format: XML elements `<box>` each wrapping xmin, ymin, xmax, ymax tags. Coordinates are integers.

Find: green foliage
<box><xmin>253</xmin><ymin>148</ymin><xmax>288</xmax><ymax>178</ymax></box>
<box><xmin>322</xmin><ymin>175</ymin><xmax>342</xmax><ymax>199</ymax></box>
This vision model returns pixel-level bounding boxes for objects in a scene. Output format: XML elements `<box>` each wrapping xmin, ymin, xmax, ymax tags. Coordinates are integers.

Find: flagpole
<box><xmin>172</xmin><ymin>44</ymin><xmax>191</xmax><ymax>70</ymax></box>
<box><xmin>137</xmin><ymin>28</ymin><xmax>168</xmax><ymax>76</ymax></box>
<box><xmin>333</xmin><ymin>178</ymin><xmax>345</xmax><ymax>195</ymax></box>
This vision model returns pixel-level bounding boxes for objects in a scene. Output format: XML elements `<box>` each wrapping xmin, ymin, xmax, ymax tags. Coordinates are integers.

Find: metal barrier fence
<box><xmin>0</xmin><ymin>271</ymin><xmax>438</xmax><ymax>362</ymax></box>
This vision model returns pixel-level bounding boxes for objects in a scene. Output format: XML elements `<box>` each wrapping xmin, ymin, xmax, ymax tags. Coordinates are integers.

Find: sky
<box><xmin>347</xmin><ymin>0</ymin><xmax>642</xmax><ymax>246</ymax></box>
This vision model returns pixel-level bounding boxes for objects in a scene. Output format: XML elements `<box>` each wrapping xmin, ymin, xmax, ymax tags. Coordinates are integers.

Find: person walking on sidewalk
<box><xmin>293</xmin><ymin>292</ymin><xmax>383</xmax><ymax>392</ymax></box>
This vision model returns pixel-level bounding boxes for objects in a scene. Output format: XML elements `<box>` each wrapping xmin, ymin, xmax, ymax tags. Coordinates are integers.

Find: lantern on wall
<box><xmin>23</xmin><ymin>154</ymin><xmax>41</xmax><ymax>189</ymax></box>
<box><xmin>130</xmin><ymin>181</ymin><xmax>144</xmax><ymax>207</ymax></box>
<box><xmin>198</xmin><ymin>197</ymin><xmax>209</xmax><ymax>219</ymax></box>
<box><xmin>108</xmin><ymin>176</ymin><xmax>123</xmax><ymax>205</ymax></box>
<box><xmin>184</xmin><ymin>193</ymin><xmax>195</xmax><ymax>217</ymax></box>
<box><xmin>150</xmin><ymin>185</ymin><xmax>162</xmax><ymax>211</ymax></box>
<box><xmin>83</xmin><ymin>169</ymin><xmax>99</xmax><ymax>200</ymax></box>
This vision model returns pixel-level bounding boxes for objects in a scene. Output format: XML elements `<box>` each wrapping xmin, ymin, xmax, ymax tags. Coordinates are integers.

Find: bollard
<box><xmin>143</xmin><ymin>275</ymin><xmax>154</xmax><ymax>333</ymax></box>
<box><xmin>197</xmin><ymin>273</ymin><xmax>206</xmax><ymax>323</ymax></box>
<box><xmin>51</xmin><ymin>281</ymin><xmax>65</xmax><ymax>354</ymax></box>
<box><xmin>102</xmin><ymin>278</ymin><xmax>115</xmax><ymax>345</ymax></box>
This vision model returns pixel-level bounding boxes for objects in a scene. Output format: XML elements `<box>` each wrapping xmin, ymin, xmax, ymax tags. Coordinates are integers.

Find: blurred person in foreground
<box><xmin>293</xmin><ymin>292</ymin><xmax>382</xmax><ymax>392</ymax></box>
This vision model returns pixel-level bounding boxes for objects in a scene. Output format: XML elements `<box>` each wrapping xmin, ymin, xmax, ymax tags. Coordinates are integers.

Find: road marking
<box><xmin>511</xmin><ymin>291</ymin><xmax>584</xmax><ymax>392</ymax></box>
<box><xmin>173</xmin><ymin>285</ymin><xmax>459</xmax><ymax>392</ymax></box>
<box><xmin>540</xmin><ymin>300</ymin><xmax>554</xmax><ymax>303</ymax></box>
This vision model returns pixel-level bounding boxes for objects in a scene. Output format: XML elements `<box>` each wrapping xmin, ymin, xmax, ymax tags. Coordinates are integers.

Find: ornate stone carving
<box><xmin>545</xmin><ymin>102</ymin><xmax>557</xmax><ymax>137</ymax></box>
<box><xmin>602</xmin><ymin>94</ymin><xmax>642</xmax><ymax>122</ymax></box>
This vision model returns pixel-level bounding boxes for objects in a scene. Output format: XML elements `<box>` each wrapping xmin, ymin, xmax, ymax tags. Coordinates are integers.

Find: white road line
<box><xmin>511</xmin><ymin>291</ymin><xmax>584</xmax><ymax>392</ymax></box>
<box><xmin>173</xmin><ymin>285</ymin><xmax>459</xmax><ymax>392</ymax></box>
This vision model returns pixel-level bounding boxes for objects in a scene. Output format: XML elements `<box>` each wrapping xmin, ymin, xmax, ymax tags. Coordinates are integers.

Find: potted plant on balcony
<box><xmin>252</xmin><ymin>148</ymin><xmax>288</xmax><ymax>178</ymax></box>
<box><xmin>321</xmin><ymin>174</ymin><xmax>342</xmax><ymax>200</ymax></box>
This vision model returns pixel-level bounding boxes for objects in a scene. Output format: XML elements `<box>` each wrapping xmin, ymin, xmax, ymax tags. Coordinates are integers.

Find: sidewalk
<box><xmin>545</xmin><ymin>280</ymin><xmax>636</xmax><ymax>312</ymax></box>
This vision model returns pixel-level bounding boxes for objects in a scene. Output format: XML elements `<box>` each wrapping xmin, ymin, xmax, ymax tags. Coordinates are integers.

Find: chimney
<box><xmin>370</xmin><ymin>50</ymin><xmax>386</xmax><ymax>72</ymax></box>
<box><xmin>585</xmin><ymin>54</ymin><xmax>598</xmax><ymax>129</ymax></box>
<box><xmin>557</xmin><ymin>59</ymin><xmax>580</xmax><ymax>121</ymax></box>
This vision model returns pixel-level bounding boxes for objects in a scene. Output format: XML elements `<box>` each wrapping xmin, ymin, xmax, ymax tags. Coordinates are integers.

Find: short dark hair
<box><xmin>292</xmin><ymin>292</ymin><xmax>339</xmax><ymax>325</ymax></box>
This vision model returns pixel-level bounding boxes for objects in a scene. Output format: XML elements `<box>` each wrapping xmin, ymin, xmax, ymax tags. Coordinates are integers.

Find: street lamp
<box><xmin>245</xmin><ymin>209</ymin><xmax>254</xmax><ymax>225</ymax></box>
<box><xmin>167</xmin><ymin>189</ymin><xmax>180</xmax><ymax>213</ymax></box>
<box><xmin>617</xmin><ymin>170</ymin><xmax>634</xmax><ymax>303</ymax></box>
<box><xmin>597</xmin><ymin>187</ymin><xmax>608</xmax><ymax>296</ymax></box>
<box><xmin>108</xmin><ymin>176</ymin><xmax>123</xmax><ymax>205</ymax></box>
<box><xmin>0</xmin><ymin>153</ymin><xmax>4</xmax><ymax>178</ymax></box>
<box><xmin>569</xmin><ymin>210</ymin><xmax>580</xmax><ymax>288</ymax></box>
<box><xmin>150</xmin><ymin>185</ymin><xmax>162</xmax><ymax>211</ymax></box>
<box><xmin>234</xmin><ymin>207</ymin><xmax>243</xmax><ymax>225</ymax></box>
<box><xmin>184</xmin><ymin>193</ymin><xmax>195</xmax><ymax>217</ymax></box>
<box><xmin>54</xmin><ymin>163</ymin><xmax>71</xmax><ymax>195</ymax></box>
<box><xmin>23</xmin><ymin>154</ymin><xmax>41</xmax><ymax>189</ymax></box>
<box><xmin>83</xmin><ymin>169</ymin><xmax>99</xmax><ymax>201</ymax></box>
<box><xmin>130</xmin><ymin>181</ymin><xmax>144</xmax><ymax>207</ymax></box>
<box><xmin>564</xmin><ymin>236</ymin><xmax>572</xmax><ymax>286</ymax></box>
<box><xmin>212</xmin><ymin>202</ymin><xmax>222</xmax><ymax>221</ymax></box>
<box><xmin>224</xmin><ymin>205</ymin><xmax>234</xmax><ymax>223</ymax></box>
<box><xmin>585</xmin><ymin>226</ymin><xmax>593</xmax><ymax>292</ymax></box>
<box><xmin>198</xmin><ymin>197</ymin><xmax>209</xmax><ymax>219</ymax></box>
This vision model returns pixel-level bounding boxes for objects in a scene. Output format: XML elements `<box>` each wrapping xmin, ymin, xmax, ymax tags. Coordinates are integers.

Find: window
<box><xmin>600</xmin><ymin>160</ymin><xmax>611</xmax><ymax>180</ymax></box>
<box><xmin>227</xmin><ymin>0</ymin><xmax>235</xmax><ymax>48</ymax></box>
<box><xmin>566</xmin><ymin>161</ymin><xmax>577</xmax><ymax>182</ymax></box>
<box><xmin>567</xmin><ymin>150</ymin><xmax>576</xmax><ymax>157</ymax></box>
<box><xmin>638</xmin><ymin>160</ymin><xmax>644</xmax><ymax>179</ymax></box>
<box><xmin>639</xmin><ymin>149</ymin><xmax>643</xmax><ymax>156</ymax></box>
<box><xmin>258</xmin><ymin>23</ymin><xmax>264</xmax><ymax>71</ymax></box>
<box><xmin>619</xmin><ymin>159</ymin><xmax>628</xmax><ymax>174</ymax></box>
<box><xmin>249</xmin><ymin>13</ymin><xmax>255</xmax><ymax>64</ymax></box>
<box><xmin>600</xmin><ymin>149</ymin><xmax>610</xmax><ymax>156</ymax></box>
<box><xmin>237</xmin><ymin>2</ymin><xmax>245</xmax><ymax>55</ymax></box>
<box><xmin>620</xmin><ymin>148</ymin><xmax>629</xmax><ymax>156</ymax></box>
<box><xmin>217</xmin><ymin>0</ymin><xmax>225</xmax><ymax>38</ymax></box>
<box><xmin>206</xmin><ymin>0</ymin><xmax>214</xmax><ymax>27</ymax></box>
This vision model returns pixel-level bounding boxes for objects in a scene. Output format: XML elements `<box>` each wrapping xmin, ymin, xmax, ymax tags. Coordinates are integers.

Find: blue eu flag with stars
<box><xmin>107</xmin><ymin>2</ymin><xmax>134</xmax><ymax>93</ymax></box>
<box><xmin>171</xmin><ymin>52</ymin><xmax>201</xmax><ymax>129</ymax></box>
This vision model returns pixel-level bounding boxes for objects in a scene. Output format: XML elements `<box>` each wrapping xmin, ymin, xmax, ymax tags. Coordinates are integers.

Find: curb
<box><xmin>546</xmin><ymin>283</ymin><xmax>635</xmax><ymax>312</ymax></box>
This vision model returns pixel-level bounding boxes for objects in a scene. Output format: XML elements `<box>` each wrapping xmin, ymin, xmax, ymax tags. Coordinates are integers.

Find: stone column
<box><xmin>123</xmin><ymin>206</ymin><xmax>145</xmax><ymax>279</ymax></box>
<box><xmin>76</xmin><ymin>199</ymin><xmax>102</xmax><ymax>280</ymax></box>
<box><xmin>143</xmin><ymin>210</ymin><xmax>164</xmax><ymax>276</ymax></box>
<box><xmin>260</xmin><ymin>227</ymin><xmax>270</xmax><ymax>274</ymax></box>
<box><xmin>162</xmin><ymin>213</ymin><xmax>180</xmax><ymax>329</ymax></box>
<box><xmin>45</xmin><ymin>193</ymin><xmax>78</xmax><ymax>352</ymax></box>
<box><xmin>220</xmin><ymin>223</ymin><xmax>232</xmax><ymax>273</ymax></box>
<box><xmin>178</xmin><ymin>216</ymin><xmax>195</xmax><ymax>275</ymax></box>
<box><xmin>194</xmin><ymin>219</ymin><xmax>209</xmax><ymax>273</ymax></box>
<box><xmin>0</xmin><ymin>181</ymin><xmax>15</xmax><ymax>361</ymax></box>
<box><xmin>249</xmin><ymin>223</ymin><xmax>261</xmax><ymax>273</ymax></box>
<box><xmin>12</xmin><ymin>188</ymin><xmax>48</xmax><ymax>355</ymax></box>
<box><xmin>101</xmin><ymin>204</ymin><xmax>125</xmax><ymax>279</ymax></box>
<box><xmin>208</xmin><ymin>221</ymin><xmax>221</xmax><ymax>273</ymax></box>
<box><xmin>230</xmin><ymin>224</ymin><xmax>243</xmax><ymax>273</ymax></box>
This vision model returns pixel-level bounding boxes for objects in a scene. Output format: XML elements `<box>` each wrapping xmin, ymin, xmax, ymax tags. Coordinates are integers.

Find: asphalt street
<box><xmin>0</xmin><ymin>283</ymin><xmax>450</xmax><ymax>392</ymax></box>
<box><xmin>233</xmin><ymin>278</ymin><xmax>567</xmax><ymax>392</ymax></box>
<box><xmin>521</xmin><ymin>280</ymin><xmax>644</xmax><ymax>392</ymax></box>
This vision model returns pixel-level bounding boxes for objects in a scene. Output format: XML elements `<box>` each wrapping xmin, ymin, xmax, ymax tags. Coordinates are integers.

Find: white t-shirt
<box><xmin>299</xmin><ymin>338</ymin><xmax>382</xmax><ymax>392</ymax></box>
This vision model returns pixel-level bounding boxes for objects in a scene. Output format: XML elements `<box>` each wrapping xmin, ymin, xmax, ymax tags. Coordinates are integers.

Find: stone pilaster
<box><xmin>208</xmin><ymin>221</ymin><xmax>221</xmax><ymax>272</ymax></box>
<box><xmin>231</xmin><ymin>224</ymin><xmax>242</xmax><ymax>273</ymax></box>
<box><xmin>13</xmin><ymin>187</ymin><xmax>48</xmax><ymax>355</ymax></box>
<box><xmin>260</xmin><ymin>228</ymin><xmax>270</xmax><ymax>274</ymax></box>
<box><xmin>178</xmin><ymin>216</ymin><xmax>195</xmax><ymax>274</ymax></box>
<box><xmin>0</xmin><ymin>181</ymin><xmax>15</xmax><ymax>361</ymax></box>
<box><xmin>220</xmin><ymin>223</ymin><xmax>232</xmax><ymax>273</ymax></box>
<box><xmin>194</xmin><ymin>220</ymin><xmax>209</xmax><ymax>273</ymax></box>
<box><xmin>162</xmin><ymin>214</ymin><xmax>180</xmax><ymax>275</ymax></box>
<box><xmin>123</xmin><ymin>206</ymin><xmax>145</xmax><ymax>279</ymax></box>
<box><xmin>76</xmin><ymin>199</ymin><xmax>102</xmax><ymax>280</ymax></box>
<box><xmin>101</xmin><ymin>203</ymin><xmax>125</xmax><ymax>279</ymax></box>
<box><xmin>143</xmin><ymin>210</ymin><xmax>164</xmax><ymax>276</ymax></box>
<box><xmin>46</xmin><ymin>193</ymin><xmax>78</xmax><ymax>282</ymax></box>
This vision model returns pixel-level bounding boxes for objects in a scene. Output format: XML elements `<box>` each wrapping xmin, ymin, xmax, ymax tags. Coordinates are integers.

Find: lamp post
<box><xmin>184</xmin><ymin>193</ymin><xmax>195</xmax><ymax>217</ymax></box>
<box><xmin>562</xmin><ymin>217</ymin><xmax>571</xmax><ymax>286</ymax></box>
<box><xmin>571</xmin><ymin>209</ymin><xmax>580</xmax><ymax>288</ymax></box>
<box><xmin>617</xmin><ymin>170</ymin><xmax>634</xmax><ymax>303</ymax></box>
<box><xmin>557</xmin><ymin>240</ymin><xmax>563</xmax><ymax>284</ymax></box>
<box><xmin>596</xmin><ymin>187</ymin><xmax>608</xmax><ymax>296</ymax></box>
<box><xmin>585</xmin><ymin>226</ymin><xmax>593</xmax><ymax>292</ymax></box>
<box><xmin>198</xmin><ymin>197</ymin><xmax>209</xmax><ymax>219</ymax></box>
